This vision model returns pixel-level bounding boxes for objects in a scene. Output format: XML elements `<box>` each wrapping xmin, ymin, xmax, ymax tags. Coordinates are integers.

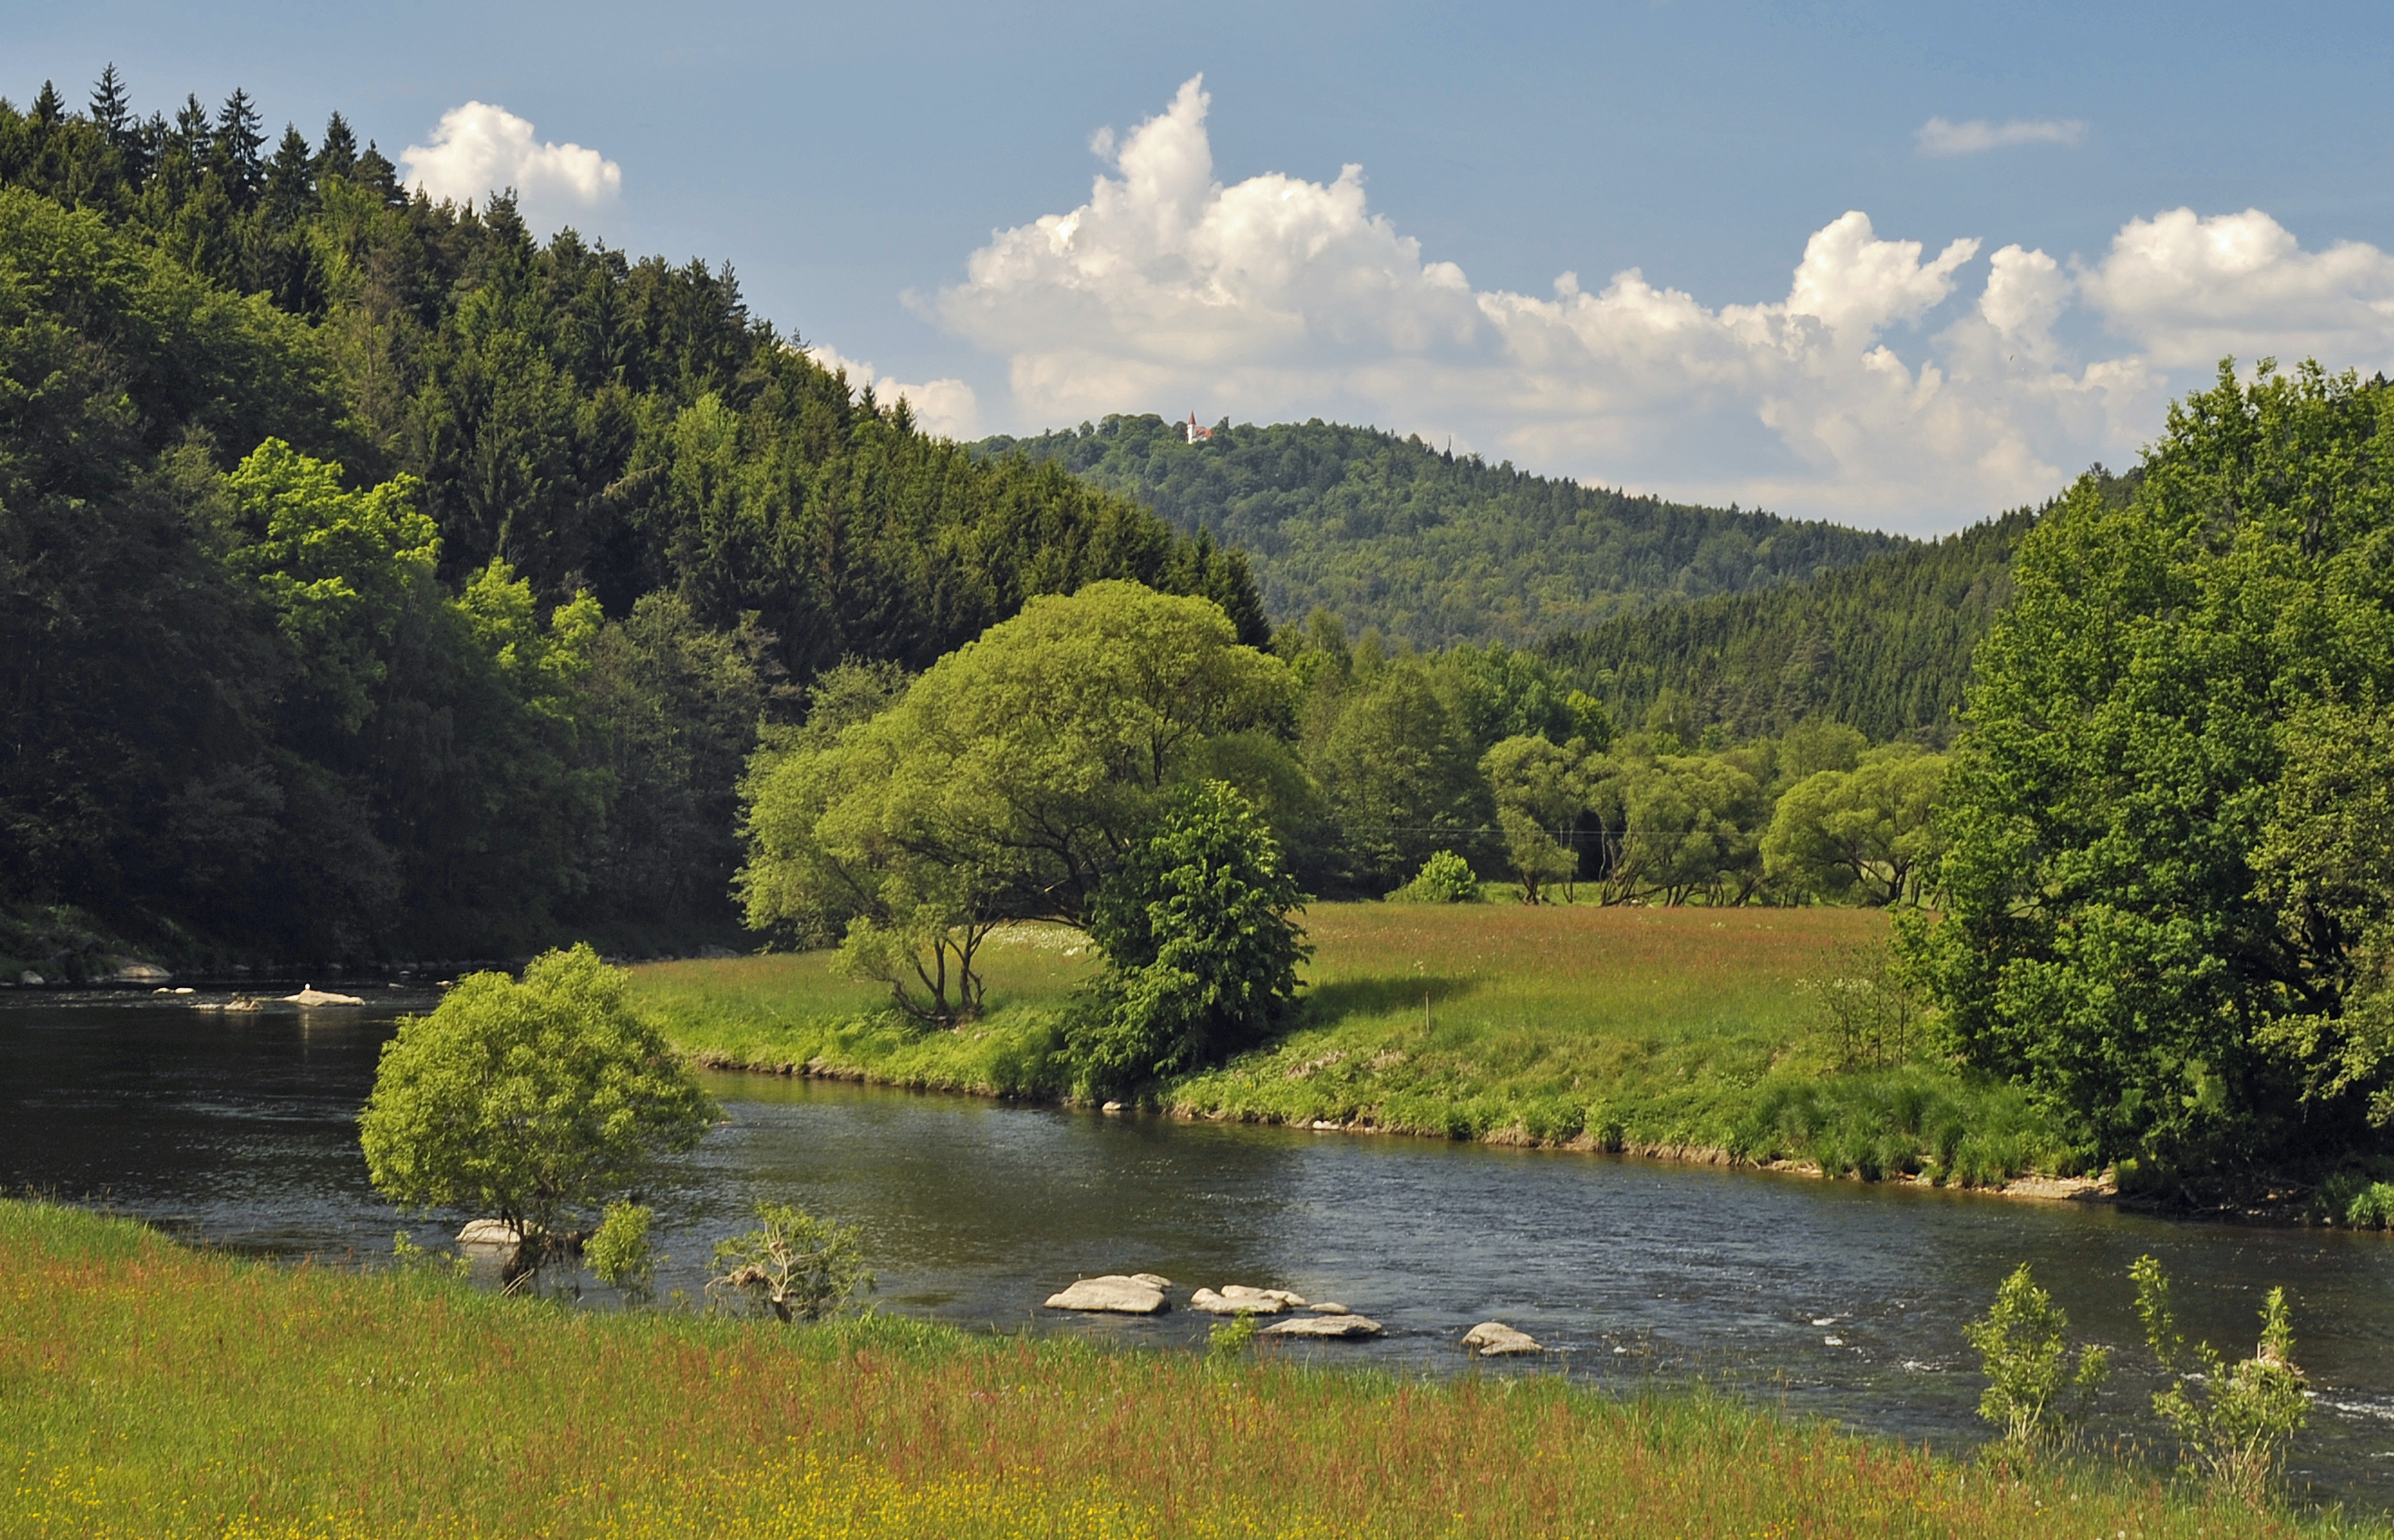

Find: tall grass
<box><xmin>2</xmin><ymin>1200</ymin><xmax>2366</xmax><ymax>1539</ymax></box>
<box><xmin>629</xmin><ymin>905</ymin><xmax>2078</xmax><ymax>1184</ymax></box>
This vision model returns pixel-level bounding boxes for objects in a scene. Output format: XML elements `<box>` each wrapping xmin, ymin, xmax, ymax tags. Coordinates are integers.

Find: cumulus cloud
<box><xmin>1916</xmin><ymin>117</ymin><xmax>2087</xmax><ymax>156</ymax></box>
<box><xmin>401</xmin><ymin>103</ymin><xmax>622</xmax><ymax>229</ymax></box>
<box><xmin>933</xmin><ymin>77</ymin><xmax>2394</xmax><ymax>531</ymax></box>
<box><xmin>805</xmin><ymin>343</ymin><xmax>981</xmax><ymax>441</ymax></box>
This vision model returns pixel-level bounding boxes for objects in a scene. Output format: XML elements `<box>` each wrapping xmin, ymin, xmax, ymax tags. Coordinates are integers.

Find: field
<box><xmin>0</xmin><ymin>1199</ymin><xmax>2367</xmax><ymax>1540</ymax></box>
<box><xmin>631</xmin><ymin>903</ymin><xmax>2075</xmax><ymax>1186</ymax></box>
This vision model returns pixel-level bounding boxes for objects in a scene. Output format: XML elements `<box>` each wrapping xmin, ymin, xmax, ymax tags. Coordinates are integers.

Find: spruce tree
<box><xmin>89</xmin><ymin>64</ymin><xmax>130</xmax><ymax>140</ymax></box>
<box><xmin>213</xmin><ymin>88</ymin><xmax>266</xmax><ymax>204</ymax></box>
<box><xmin>313</xmin><ymin>111</ymin><xmax>358</xmax><ymax>180</ymax></box>
<box><xmin>264</xmin><ymin>124</ymin><xmax>313</xmax><ymax>220</ymax></box>
<box><xmin>29</xmin><ymin>80</ymin><xmax>63</xmax><ymax>131</ymax></box>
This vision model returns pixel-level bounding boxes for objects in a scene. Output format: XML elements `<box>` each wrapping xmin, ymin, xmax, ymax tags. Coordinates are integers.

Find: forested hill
<box><xmin>1540</xmin><ymin>500</ymin><xmax>2058</xmax><ymax>742</ymax></box>
<box><xmin>0</xmin><ymin>76</ymin><xmax>1261</xmax><ymax>966</ymax></box>
<box><xmin>975</xmin><ymin>415</ymin><xmax>1906</xmax><ymax>647</ymax></box>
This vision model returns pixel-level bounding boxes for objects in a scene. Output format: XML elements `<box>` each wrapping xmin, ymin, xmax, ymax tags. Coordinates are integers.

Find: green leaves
<box><xmin>1964</xmin><ymin>1263</ymin><xmax>2109</xmax><ymax>1455</ymax></box>
<box><xmin>1918</xmin><ymin>360</ymin><xmax>2394</xmax><ymax>1169</ymax></box>
<box><xmin>2132</xmin><ymin>1255</ymin><xmax>2308</xmax><ymax>1504</ymax></box>
<box><xmin>358</xmin><ymin>945</ymin><xmax>716</xmax><ymax>1271</ymax></box>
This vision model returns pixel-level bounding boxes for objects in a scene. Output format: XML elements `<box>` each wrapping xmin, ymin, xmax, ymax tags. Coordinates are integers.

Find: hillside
<box><xmin>0</xmin><ymin>79</ymin><xmax>1259</xmax><ymax>960</ymax></box>
<box><xmin>1539</xmin><ymin>503</ymin><xmax>2049</xmax><ymax>742</ymax></box>
<box><xmin>976</xmin><ymin>415</ymin><xmax>1906</xmax><ymax>648</ymax></box>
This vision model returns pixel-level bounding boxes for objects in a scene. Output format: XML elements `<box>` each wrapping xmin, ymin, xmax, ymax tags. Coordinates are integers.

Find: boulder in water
<box><xmin>1463</xmin><ymin>1321</ymin><xmax>1542</xmax><ymax>1356</ymax></box>
<box><xmin>1043</xmin><ymin>1274</ymin><xmax>1171</xmax><ymax>1313</ymax></box>
<box><xmin>1263</xmin><ymin>1312</ymin><xmax>1383</xmax><ymax>1339</ymax></box>
<box><xmin>104</xmin><ymin>959</ymin><xmax>172</xmax><ymax>985</ymax></box>
<box><xmin>456</xmin><ymin>1219</ymin><xmax>522</xmax><ymax>1247</ymax></box>
<box><xmin>282</xmin><ymin>985</ymin><xmax>365</xmax><ymax>1006</ymax></box>
<box><xmin>1190</xmin><ymin>1284</ymin><xmax>1307</xmax><ymax>1314</ymax></box>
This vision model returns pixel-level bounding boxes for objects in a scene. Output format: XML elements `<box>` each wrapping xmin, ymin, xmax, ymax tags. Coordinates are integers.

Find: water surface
<box><xmin>5</xmin><ymin>988</ymin><xmax>2391</xmax><ymax>1507</ymax></box>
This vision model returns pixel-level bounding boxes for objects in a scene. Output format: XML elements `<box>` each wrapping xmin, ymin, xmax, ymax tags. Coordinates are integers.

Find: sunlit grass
<box><xmin>2</xmin><ymin>1199</ymin><xmax>2367</xmax><ymax>1540</ymax></box>
<box><xmin>629</xmin><ymin>905</ymin><xmax>2075</xmax><ymax>1182</ymax></box>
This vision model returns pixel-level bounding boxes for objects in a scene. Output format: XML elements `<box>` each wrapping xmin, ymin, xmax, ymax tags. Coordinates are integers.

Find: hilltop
<box><xmin>976</xmin><ymin>415</ymin><xmax>1906</xmax><ymax>648</ymax></box>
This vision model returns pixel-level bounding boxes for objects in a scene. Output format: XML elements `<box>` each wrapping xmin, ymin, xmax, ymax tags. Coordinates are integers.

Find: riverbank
<box><xmin>630</xmin><ymin>905</ymin><xmax>2081</xmax><ymax>1190</ymax></box>
<box><xmin>2</xmin><ymin>1198</ymin><xmax>2371</xmax><ymax>1539</ymax></box>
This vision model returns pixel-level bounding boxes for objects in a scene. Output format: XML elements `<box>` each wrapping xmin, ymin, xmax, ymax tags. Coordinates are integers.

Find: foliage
<box><xmin>1481</xmin><ymin>735</ymin><xmax>1585</xmax><ymax>903</ymax></box>
<box><xmin>584</xmin><ymin>1200</ymin><xmax>657</xmax><ymax>1293</ymax></box>
<box><xmin>0</xmin><ymin>88</ymin><xmax>1262</xmax><ymax>959</ymax></box>
<box><xmin>1205</xmin><ymin>1311</ymin><xmax>1261</xmax><ymax>1367</ymax></box>
<box><xmin>1387</xmin><ymin>850</ymin><xmax>1483</xmax><ymax>904</ymax></box>
<box><xmin>1311</xmin><ymin>659</ymin><xmax>1493</xmax><ymax>891</ymax></box>
<box><xmin>1583</xmin><ymin>748</ymin><xmax>1769</xmax><ymax>905</ymax></box>
<box><xmin>1545</xmin><ymin>503</ymin><xmax>2041</xmax><ymax>742</ymax></box>
<box><xmin>738</xmin><ymin>583</ymin><xmax>1292</xmax><ymax>1022</ymax></box>
<box><xmin>1799</xmin><ymin>936</ymin><xmax>1929</xmax><ymax>1070</ymax></box>
<box><xmin>358</xmin><ymin>944</ymin><xmax>716</xmax><ymax>1274</ymax></box>
<box><xmin>1963</xmin><ymin>1263</ymin><xmax>2110</xmax><ymax>1455</ymax></box>
<box><xmin>980</xmin><ymin>414</ymin><xmax>1902</xmax><ymax>649</ymax></box>
<box><xmin>1909</xmin><ymin>363</ymin><xmax>2394</xmax><ymax>1171</ymax></box>
<box><xmin>706</xmin><ymin>1201</ymin><xmax>874</xmax><ymax>1322</ymax></box>
<box><xmin>1070</xmin><ymin>781</ymin><xmax>1310</xmax><ymax>1089</ymax></box>
<box><xmin>1763</xmin><ymin>745</ymin><xmax>1950</xmax><ymax>905</ymax></box>
<box><xmin>2131</xmin><ymin>1255</ymin><xmax>2309</xmax><ymax>1504</ymax></box>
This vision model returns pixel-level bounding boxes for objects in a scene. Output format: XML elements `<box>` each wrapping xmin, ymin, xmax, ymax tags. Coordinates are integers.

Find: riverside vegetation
<box><xmin>635</xmin><ymin>902</ymin><xmax>2073</xmax><ymax>1188</ymax></box>
<box><xmin>3</xmin><ymin>1199</ymin><xmax>2378</xmax><ymax>1540</ymax></box>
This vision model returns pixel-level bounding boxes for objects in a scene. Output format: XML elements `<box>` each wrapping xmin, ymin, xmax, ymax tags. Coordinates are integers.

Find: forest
<box><xmin>977</xmin><ymin>414</ymin><xmax>1903</xmax><ymax>649</ymax></box>
<box><xmin>0</xmin><ymin>75</ymin><xmax>1261</xmax><ymax>963</ymax></box>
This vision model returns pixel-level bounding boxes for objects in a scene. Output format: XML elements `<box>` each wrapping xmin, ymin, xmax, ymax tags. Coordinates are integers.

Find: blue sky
<box><xmin>17</xmin><ymin>1</ymin><xmax>2394</xmax><ymax>531</ymax></box>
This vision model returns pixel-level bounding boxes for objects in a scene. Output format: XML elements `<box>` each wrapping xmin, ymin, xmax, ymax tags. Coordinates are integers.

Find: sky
<box><xmin>16</xmin><ymin>0</ymin><xmax>2394</xmax><ymax>534</ymax></box>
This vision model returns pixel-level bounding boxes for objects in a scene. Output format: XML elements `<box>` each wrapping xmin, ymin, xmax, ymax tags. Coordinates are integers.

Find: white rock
<box><xmin>1190</xmin><ymin>1284</ymin><xmax>1306</xmax><ymax>1315</ymax></box>
<box><xmin>1263</xmin><ymin>1312</ymin><xmax>1383</xmax><ymax>1339</ymax></box>
<box><xmin>1463</xmin><ymin>1321</ymin><xmax>1542</xmax><ymax>1356</ymax></box>
<box><xmin>1043</xmin><ymin>1275</ymin><xmax>1169</xmax><ymax>1314</ymax></box>
<box><xmin>19</xmin><ymin>971</ymin><xmax>43</xmax><ymax>986</ymax></box>
<box><xmin>1128</xmin><ymin>1273</ymin><xmax>1172</xmax><ymax>1291</ymax></box>
<box><xmin>105</xmin><ymin>960</ymin><xmax>172</xmax><ymax>985</ymax></box>
<box><xmin>282</xmin><ymin>985</ymin><xmax>366</xmax><ymax>1006</ymax></box>
<box><xmin>456</xmin><ymin>1219</ymin><xmax>522</xmax><ymax>1247</ymax></box>
<box><xmin>1308</xmin><ymin>1302</ymin><xmax>1352</xmax><ymax>1315</ymax></box>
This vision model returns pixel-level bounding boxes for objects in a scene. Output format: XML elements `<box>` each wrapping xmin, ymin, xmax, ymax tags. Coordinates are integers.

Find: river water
<box><xmin>6</xmin><ymin>986</ymin><xmax>2393</xmax><ymax>1507</ymax></box>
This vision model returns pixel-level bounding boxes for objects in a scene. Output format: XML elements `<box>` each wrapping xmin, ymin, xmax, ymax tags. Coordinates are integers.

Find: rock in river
<box><xmin>282</xmin><ymin>985</ymin><xmax>365</xmax><ymax>1007</ymax></box>
<box><xmin>1463</xmin><ymin>1321</ymin><xmax>1542</xmax><ymax>1356</ymax></box>
<box><xmin>1044</xmin><ymin>1274</ymin><xmax>1171</xmax><ymax>1313</ymax></box>
<box><xmin>1263</xmin><ymin>1312</ymin><xmax>1384</xmax><ymax>1339</ymax></box>
<box><xmin>1189</xmin><ymin>1284</ymin><xmax>1307</xmax><ymax>1315</ymax></box>
<box><xmin>456</xmin><ymin>1219</ymin><xmax>522</xmax><ymax>1247</ymax></box>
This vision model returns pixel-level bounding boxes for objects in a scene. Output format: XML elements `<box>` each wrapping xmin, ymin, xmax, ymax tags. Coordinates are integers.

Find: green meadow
<box><xmin>3</xmin><ymin>1199</ymin><xmax>2369</xmax><ymax>1540</ymax></box>
<box><xmin>630</xmin><ymin>902</ymin><xmax>2075</xmax><ymax>1187</ymax></box>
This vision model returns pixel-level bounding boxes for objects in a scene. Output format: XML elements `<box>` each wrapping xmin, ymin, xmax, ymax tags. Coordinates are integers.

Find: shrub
<box><xmin>1964</xmin><ymin>1263</ymin><xmax>2109</xmax><ymax>1455</ymax></box>
<box><xmin>585</xmin><ymin>1200</ymin><xmax>656</xmax><ymax>1293</ymax></box>
<box><xmin>1388</xmin><ymin>850</ymin><xmax>1482</xmax><ymax>903</ymax></box>
<box><xmin>708</xmin><ymin>1202</ymin><xmax>874</xmax><ymax>1322</ymax></box>
<box><xmin>2131</xmin><ymin>1255</ymin><xmax>2307</xmax><ymax>1503</ymax></box>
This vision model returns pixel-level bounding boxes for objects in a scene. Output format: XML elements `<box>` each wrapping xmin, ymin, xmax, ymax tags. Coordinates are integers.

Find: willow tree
<box><xmin>737</xmin><ymin>582</ymin><xmax>1293</xmax><ymax>1022</ymax></box>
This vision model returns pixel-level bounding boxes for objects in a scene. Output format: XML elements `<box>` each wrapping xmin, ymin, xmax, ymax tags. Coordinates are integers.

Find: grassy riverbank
<box><xmin>1</xmin><ymin>1199</ymin><xmax>2368</xmax><ymax>1539</ymax></box>
<box><xmin>629</xmin><ymin>905</ymin><xmax>2078</xmax><ymax>1186</ymax></box>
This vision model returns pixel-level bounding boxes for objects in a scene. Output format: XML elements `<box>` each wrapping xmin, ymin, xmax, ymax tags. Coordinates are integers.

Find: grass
<box><xmin>1</xmin><ymin>1198</ymin><xmax>2371</xmax><ymax>1539</ymax></box>
<box><xmin>630</xmin><ymin>905</ymin><xmax>2077</xmax><ymax>1186</ymax></box>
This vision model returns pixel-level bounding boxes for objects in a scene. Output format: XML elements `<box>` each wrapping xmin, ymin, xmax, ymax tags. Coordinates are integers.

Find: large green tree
<box><xmin>737</xmin><ymin>582</ymin><xmax>1293</xmax><ymax>1020</ymax></box>
<box><xmin>1912</xmin><ymin>362</ymin><xmax>2394</xmax><ymax>1171</ymax></box>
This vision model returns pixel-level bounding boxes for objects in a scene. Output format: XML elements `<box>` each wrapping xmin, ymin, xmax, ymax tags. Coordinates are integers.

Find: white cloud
<box><xmin>401</xmin><ymin>103</ymin><xmax>622</xmax><ymax>230</ymax></box>
<box><xmin>931</xmin><ymin>77</ymin><xmax>2394</xmax><ymax>532</ymax></box>
<box><xmin>1916</xmin><ymin>117</ymin><xmax>2087</xmax><ymax>156</ymax></box>
<box><xmin>804</xmin><ymin>343</ymin><xmax>981</xmax><ymax>441</ymax></box>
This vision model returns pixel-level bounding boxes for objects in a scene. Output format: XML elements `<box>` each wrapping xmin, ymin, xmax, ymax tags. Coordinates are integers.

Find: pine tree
<box><xmin>30</xmin><ymin>80</ymin><xmax>64</xmax><ymax>131</ymax></box>
<box><xmin>355</xmin><ymin>140</ymin><xmax>404</xmax><ymax>204</ymax></box>
<box><xmin>89</xmin><ymin>64</ymin><xmax>130</xmax><ymax>140</ymax></box>
<box><xmin>172</xmin><ymin>94</ymin><xmax>211</xmax><ymax>161</ymax></box>
<box><xmin>313</xmin><ymin>111</ymin><xmax>358</xmax><ymax>180</ymax></box>
<box><xmin>213</xmin><ymin>88</ymin><xmax>266</xmax><ymax>205</ymax></box>
<box><xmin>264</xmin><ymin>124</ymin><xmax>313</xmax><ymax>220</ymax></box>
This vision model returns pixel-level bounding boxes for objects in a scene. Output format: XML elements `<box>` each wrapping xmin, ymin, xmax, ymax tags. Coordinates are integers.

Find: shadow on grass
<box><xmin>1300</xmin><ymin>974</ymin><xmax>1483</xmax><ymax>1022</ymax></box>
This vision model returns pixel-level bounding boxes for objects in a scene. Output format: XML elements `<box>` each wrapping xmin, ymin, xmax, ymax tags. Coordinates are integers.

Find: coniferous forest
<box><xmin>0</xmin><ymin>75</ymin><xmax>1264</xmax><ymax>962</ymax></box>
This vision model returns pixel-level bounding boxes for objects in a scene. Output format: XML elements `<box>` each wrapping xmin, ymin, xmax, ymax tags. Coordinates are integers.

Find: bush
<box><xmin>1388</xmin><ymin>850</ymin><xmax>1482</xmax><ymax>903</ymax></box>
<box><xmin>584</xmin><ymin>1200</ymin><xmax>656</xmax><ymax>1293</ymax></box>
<box><xmin>1964</xmin><ymin>1263</ymin><xmax>2109</xmax><ymax>1455</ymax></box>
<box><xmin>1070</xmin><ymin>782</ymin><xmax>1309</xmax><ymax>1092</ymax></box>
<box><xmin>2131</xmin><ymin>1255</ymin><xmax>2307</xmax><ymax>1503</ymax></box>
<box><xmin>707</xmin><ymin>1202</ymin><xmax>874</xmax><ymax>1322</ymax></box>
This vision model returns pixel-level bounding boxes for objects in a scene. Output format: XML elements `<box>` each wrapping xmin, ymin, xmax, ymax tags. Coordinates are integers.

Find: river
<box><xmin>5</xmin><ymin>985</ymin><xmax>2392</xmax><ymax>1507</ymax></box>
